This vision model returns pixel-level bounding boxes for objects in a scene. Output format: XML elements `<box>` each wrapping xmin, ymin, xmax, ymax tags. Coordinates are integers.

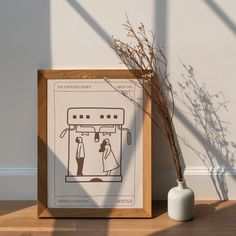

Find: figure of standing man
<box><xmin>99</xmin><ymin>138</ymin><xmax>119</xmax><ymax>176</ymax></box>
<box><xmin>75</xmin><ymin>137</ymin><xmax>85</xmax><ymax>176</ymax></box>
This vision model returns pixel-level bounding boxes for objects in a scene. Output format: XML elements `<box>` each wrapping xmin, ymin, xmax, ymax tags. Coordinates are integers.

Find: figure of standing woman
<box><xmin>99</xmin><ymin>139</ymin><xmax>119</xmax><ymax>175</ymax></box>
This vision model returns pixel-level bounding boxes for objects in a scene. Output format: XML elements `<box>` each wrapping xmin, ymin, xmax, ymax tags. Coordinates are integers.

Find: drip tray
<box><xmin>65</xmin><ymin>175</ymin><xmax>122</xmax><ymax>182</ymax></box>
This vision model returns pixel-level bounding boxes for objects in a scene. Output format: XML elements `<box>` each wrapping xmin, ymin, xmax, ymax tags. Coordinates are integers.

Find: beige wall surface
<box><xmin>0</xmin><ymin>0</ymin><xmax>235</xmax><ymax>200</ymax></box>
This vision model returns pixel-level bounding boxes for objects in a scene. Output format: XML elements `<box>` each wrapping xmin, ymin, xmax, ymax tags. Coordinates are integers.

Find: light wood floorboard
<box><xmin>0</xmin><ymin>201</ymin><xmax>235</xmax><ymax>235</ymax></box>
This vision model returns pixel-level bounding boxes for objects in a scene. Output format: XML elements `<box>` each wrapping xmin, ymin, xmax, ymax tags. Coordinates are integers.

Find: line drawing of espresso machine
<box><xmin>60</xmin><ymin>107</ymin><xmax>131</xmax><ymax>183</ymax></box>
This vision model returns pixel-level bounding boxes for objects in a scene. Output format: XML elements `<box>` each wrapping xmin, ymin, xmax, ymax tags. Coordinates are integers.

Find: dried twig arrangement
<box><xmin>109</xmin><ymin>17</ymin><xmax>183</xmax><ymax>181</ymax></box>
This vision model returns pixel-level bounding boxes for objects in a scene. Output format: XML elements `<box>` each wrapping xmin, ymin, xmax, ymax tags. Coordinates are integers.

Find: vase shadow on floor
<box><xmin>152</xmin><ymin>201</ymin><xmax>167</xmax><ymax>218</ymax></box>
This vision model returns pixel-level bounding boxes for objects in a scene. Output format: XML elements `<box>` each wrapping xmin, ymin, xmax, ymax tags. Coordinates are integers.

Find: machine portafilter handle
<box><xmin>94</xmin><ymin>132</ymin><xmax>100</xmax><ymax>142</ymax></box>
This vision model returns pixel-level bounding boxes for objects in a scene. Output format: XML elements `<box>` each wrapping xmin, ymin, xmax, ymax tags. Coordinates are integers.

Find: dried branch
<box><xmin>110</xmin><ymin>16</ymin><xmax>183</xmax><ymax>181</ymax></box>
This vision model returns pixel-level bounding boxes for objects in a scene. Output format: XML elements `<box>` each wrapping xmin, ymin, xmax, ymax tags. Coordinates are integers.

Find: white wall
<box><xmin>167</xmin><ymin>0</ymin><xmax>236</xmax><ymax>200</ymax></box>
<box><xmin>0</xmin><ymin>0</ymin><xmax>236</xmax><ymax>200</ymax></box>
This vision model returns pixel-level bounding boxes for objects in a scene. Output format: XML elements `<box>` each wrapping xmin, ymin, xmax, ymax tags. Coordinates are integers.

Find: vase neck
<box><xmin>177</xmin><ymin>180</ymin><xmax>186</xmax><ymax>189</ymax></box>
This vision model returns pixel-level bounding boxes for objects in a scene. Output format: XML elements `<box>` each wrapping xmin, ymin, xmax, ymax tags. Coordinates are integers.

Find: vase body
<box><xmin>167</xmin><ymin>180</ymin><xmax>194</xmax><ymax>221</ymax></box>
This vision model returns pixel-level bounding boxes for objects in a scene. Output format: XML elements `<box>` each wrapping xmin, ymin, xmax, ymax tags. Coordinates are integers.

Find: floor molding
<box><xmin>0</xmin><ymin>167</ymin><xmax>236</xmax><ymax>200</ymax></box>
<box><xmin>0</xmin><ymin>167</ymin><xmax>37</xmax><ymax>176</ymax></box>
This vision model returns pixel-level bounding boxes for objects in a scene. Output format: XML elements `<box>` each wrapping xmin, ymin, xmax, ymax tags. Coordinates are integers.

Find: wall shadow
<box><xmin>67</xmin><ymin>0</ymin><xmax>111</xmax><ymax>44</ymax></box>
<box><xmin>204</xmin><ymin>0</ymin><xmax>236</xmax><ymax>35</ymax></box>
<box><xmin>154</xmin><ymin>0</ymin><xmax>185</xmax><ymax>199</ymax></box>
<box><xmin>0</xmin><ymin>201</ymin><xmax>35</xmax><ymax>217</ymax></box>
<box><xmin>0</xmin><ymin>0</ymin><xmax>51</xmax><ymax>170</ymax></box>
<box><xmin>176</xmin><ymin>63</ymin><xmax>236</xmax><ymax>200</ymax></box>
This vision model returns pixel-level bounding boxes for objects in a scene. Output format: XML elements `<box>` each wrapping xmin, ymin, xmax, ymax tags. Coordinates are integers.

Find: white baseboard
<box><xmin>0</xmin><ymin>168</ymin><xmax>37</xmax><ymax>200</ymax></box>
<box><xmin>0</xmin><ymin>167</ymin><xmax>236</xmax><ymax>200</ymax></box>
<box><xmin>154</xmin><ymin>167</ymin><xmax>236</xmax><ymax>200</ymax></box>
<box><xmin>184</xmin><ymin>167</ymin><xmax>236</xmax><ymax>176</ymax></box>
<box><xmin>0</xmin><ymin>167</ymin><xmax>37</xmax><ymax>176</ymax></box>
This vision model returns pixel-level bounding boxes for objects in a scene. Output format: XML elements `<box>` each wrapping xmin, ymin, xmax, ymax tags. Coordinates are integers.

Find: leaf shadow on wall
<box><xmin>175</xmin><ymin>62</ymin><xmax>236</xmax><ymax>200</ymax></box>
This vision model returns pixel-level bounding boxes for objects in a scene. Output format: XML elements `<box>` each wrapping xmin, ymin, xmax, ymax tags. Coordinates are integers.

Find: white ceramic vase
<box><xmin>167</xmin><ymin>180</ymin><xmax>195</xmax><ymax>221</ymax></box>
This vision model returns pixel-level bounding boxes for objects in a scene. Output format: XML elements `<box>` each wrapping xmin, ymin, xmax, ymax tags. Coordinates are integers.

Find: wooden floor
<box><xmin>0</xmin><ymin>201</ymin><xmax>236</xmax><ymax>236</ymax></box>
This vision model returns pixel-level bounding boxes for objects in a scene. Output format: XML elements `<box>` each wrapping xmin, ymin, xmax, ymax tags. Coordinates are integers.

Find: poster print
<box><xmin>47</xmin><ymin>78</ymin><xmax>143</xmax><ymax>208</ymax></box>
<box><xmin>38</xmin><ymin>70</ymin><xmax>151</xmax><ymax>218</ymax></box>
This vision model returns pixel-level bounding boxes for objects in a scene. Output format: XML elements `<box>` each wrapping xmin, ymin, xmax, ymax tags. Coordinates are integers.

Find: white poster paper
<box><xmin>47</xmin><ymin>79</ymin><xmax>143</xmax><ymax>208</ymax></box>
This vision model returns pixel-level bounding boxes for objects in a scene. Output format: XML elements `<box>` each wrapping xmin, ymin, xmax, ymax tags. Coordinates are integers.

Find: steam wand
<box><xmin>59</xmin><ymin>126</ymin><xmax>76</xmax><ymax>138</ymax></box>
<box><xmin>118</xmin><ymin>126</ymin><xmax>132</xmax><ymax>145</ymax></box>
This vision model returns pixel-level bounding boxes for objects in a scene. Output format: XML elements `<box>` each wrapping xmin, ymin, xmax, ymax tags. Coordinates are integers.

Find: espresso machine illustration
<box><xmin>60</xmin><ymin>107</ymin><xmax>131</xmax><ymax>182</ymax></box>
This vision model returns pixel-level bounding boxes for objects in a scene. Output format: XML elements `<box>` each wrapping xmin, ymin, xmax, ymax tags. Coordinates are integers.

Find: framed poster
<box><xmin>38</xmin><ymin>70</ymin><xmax>151</xmax><ymax>218</ymax></box>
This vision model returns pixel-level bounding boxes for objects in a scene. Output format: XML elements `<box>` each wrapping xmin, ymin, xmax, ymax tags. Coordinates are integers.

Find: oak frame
<box><xmin>38</xmin><ymin>70</ymin><xmax>152</xmax><ymax>218</ymax></box>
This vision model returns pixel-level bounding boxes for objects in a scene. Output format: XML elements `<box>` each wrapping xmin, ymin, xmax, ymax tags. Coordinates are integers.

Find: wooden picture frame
<box><xmin>38</xmin><ymin>70</ymin><xmax>152</xmax><ymax>218</ymax></box>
